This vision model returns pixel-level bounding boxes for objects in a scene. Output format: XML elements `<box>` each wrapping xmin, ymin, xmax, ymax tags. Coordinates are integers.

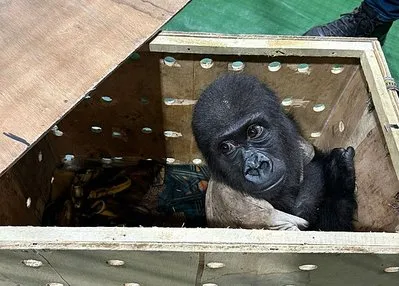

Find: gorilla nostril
<box><xmin>260</xmin><ymin>161</ymin><xmax>269</xmax><ymax>170</ymax></box>
<box><xmin>259</xmin><ymin>158</ymin><xmax>272</xmax><ymax>171</ymax></box>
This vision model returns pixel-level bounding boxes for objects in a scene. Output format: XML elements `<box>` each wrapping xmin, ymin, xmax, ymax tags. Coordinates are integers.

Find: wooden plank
<box><xmin>353</xmin><ymin>124</ymin><xmax>399</xmax><ymax>232</ymax></box>
<box><xmin>361</xmin><ymin>50</ymin><xmax>399</xmax><ymax>181</ymax></box>
<box><xmin>0</xmin><ymin>250</ymin><xmax>398</xmax><ymax>286</ymax></box>
<box><xmin>160</xmin><ymin>54</ymin><xmax>196</xmax><ymax>163</ymax></box>
<box><xmin>202</xmin><ymin>252</ymin><xmax>399</xmax><ymax>286</ymax></box>
<box><xmin>0</xmin><ymin>0</ymin><xmax>190</xmax><ymax>177</ymax></box>
<box><xmin>0</xmin><ymin>249</ymin><xmax>198</xmax><ymax>286</ymax></box>
<box><xmin>0</xmin><ymin>227</ymin><xmax>398</xmax><ymax>254</ymax></box>
<box><xmin>150</xmin><ymin>32</ymin><xmax>374</xmax><ymax>57</ymax></box>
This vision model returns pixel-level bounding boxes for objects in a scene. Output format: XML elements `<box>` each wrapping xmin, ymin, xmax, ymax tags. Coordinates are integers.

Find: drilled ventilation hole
<box><xmin>339</xmin><ymin>121</ymin><xmax>345</xmax><ymax>132</ymax></box>
<box><xmin>200</xmin><ymin>58</ymin><xmax>214</xmax><ymax>69</ymax></box>
<box><xmin>310</xmin><ymin>132</ymin><xmax>322</xmax><ymax>138</ymax></box>
<box><xmin>163</xmin><ymin>56</ymin><xmax>176</xmax><ymax>67</ymax></box>
<box><xmin>102</xmin><ymin>158</ymin><xmax>112</xmax><ymax>164</ymax></box>
<box><xmin>22</xmin><ymin>259</ymin><xmax>43</xmax><ymax>268</ymax></box>
<box><xmin>124</xmin><ymin>283</ymin><xmax>141</xmax><ymax>286</ymax></box>
<box><xmin>166</xmin><ymin>157</ymin><xmax>176</xmax><ymax>164</ymax></box>
<box><xmin>384</xmin><ymin>266</ymin><xmax>399</xmax><ymax>273</ymax></box>
<box><xmin>206</xmin><ymin>262</ymin><xmax>225</xmax><ymax>269</ymax></box>
<box><xmin>281</xmin><ymin>97</ymin><xmax>293</xmax><ymax>107</ymax></box>
<box><xmin>38</xmin><ymin>151</ymin><xmax>43</xmax><ymax>162</ymax></box>
<box><xmin>268</xmin><ymin>61</ymin><xmax>281</xmax><ymax>72</ymax></box>
<box><xmin>91</xmin><ymin>126</ymin><xmax>102</xmax><ymax>133</ymax></box>
<box><xmin>51</xmin><ymin>125</ymin><xmax>63</xmax><ymax>137</ymax></box>
<box><xmin>112</xmin><ymin>131</ymin><xmax>122</xmax><ymax>138</ymax></box>
<box><xmin>141</xmin><ymin>127</ymin><xmax>153</xmax><ymax>134</ymax></box>
<box><xmin>313</xmin><ymin>104</ymin><xmax>325</xmax><ymax>112</ymax></box>
<box><xmin>26</xmin><ymin>197</ymin><xmax>32</xmax><ymax>208</ymax></box>
<box><xmin>53</xmin><ymin>130</ymin><xmax>64</xmax><ymax>136</ymax></box>
<box><xmin>140</xmin><ymin>97</ymin><xmax>149</xmax><ymax>105</ymax></box>
<box><xmin>129</xmin><ymin>52</ymin><xmax>140</xmax><ymax>61</ymax></box>
<box><xmin>101</xmin><ymin>96</ymin><xmax>112</xmax><ymax>103</ymax></box>
<box><xmin>107</xmin><ymin>259</ymin><xmax>125</xmax><ymax>266</ymax></box>
<box><xmin>231</xmin><ymin>61</ymin><xmax>245</xmax><ymax>71</ymax></box>
<box><xmin>192</xmin><ymin>158</ymin><xmax>202</xmax><ymax>165</ymax></box>
<box><xmin>46</xmin><ymin>283</ymin><xmax>64</xmax><ymax>286</ymax></box>
<box><xmin>297</xmin><ymin>63</ymin><xmax>309</xmax><ymax>73</ymax></box>
<box><xmin>164</xmin><ymin>97</ymin><xmax>176</xmax><ymax>105</ymax></box>
<box><xmin>299</xmin><ymin>264</ymin><xmax>318</xmax><ymax>271</ymax></box>
<box><xmin>63</xmin><ymin>154</ymin><xmax>75</xmax><ymax>162</ymax></box>
<box><xmin>164</xmin><ymin>131</ymin><xmax>182</xmax><ymax>138</ymax></box>
<box><xmin>331</xmin><ymin>64</ymin><xmax>344</xmax><ymax>74</ymax></box>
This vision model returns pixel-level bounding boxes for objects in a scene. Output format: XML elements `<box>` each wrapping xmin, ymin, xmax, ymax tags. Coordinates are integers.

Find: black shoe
<box><xmin>303</xmin><ymin>2</ymin><xmax>393</xmax><ymax>45</ymax></box>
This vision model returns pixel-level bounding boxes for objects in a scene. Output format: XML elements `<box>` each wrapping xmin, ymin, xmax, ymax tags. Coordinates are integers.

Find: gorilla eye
<box><xmin>219</xmin><ymin>142</ymin><xmax>235</xmax><ymax>154</ymax></box>
<box><xmin>247</xmin><ymin>124</ymin><xmax>264</xmax><ymax>139</ymax></box>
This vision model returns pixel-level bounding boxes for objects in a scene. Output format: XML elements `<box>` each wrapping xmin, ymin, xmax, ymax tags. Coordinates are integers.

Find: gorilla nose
<box><xmin>245</xmin><ymin>153</ymin><xmax>272</xmax><ymax>175</ymax></box>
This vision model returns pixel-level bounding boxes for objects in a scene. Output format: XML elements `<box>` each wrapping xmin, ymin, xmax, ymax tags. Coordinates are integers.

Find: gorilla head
<box><xmin>192</xmin><ymin>74</ymin><xmax>303</xmax><ymax>199</ymax></box>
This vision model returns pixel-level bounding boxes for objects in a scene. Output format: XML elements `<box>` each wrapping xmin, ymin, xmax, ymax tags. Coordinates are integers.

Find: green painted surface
<box><xmin>165</xmin><ymin>0</ymin><xmax>398</xmax><ymax>79</ymax></box>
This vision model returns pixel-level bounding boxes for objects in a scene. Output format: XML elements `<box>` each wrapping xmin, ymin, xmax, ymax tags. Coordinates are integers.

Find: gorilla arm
<box><xmin>206</xmin><ymin>179</ymin><xmax>309</xmax><ymax>231</ymax></box>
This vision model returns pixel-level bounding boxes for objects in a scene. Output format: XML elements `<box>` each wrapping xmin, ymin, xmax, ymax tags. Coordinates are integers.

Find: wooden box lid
<box><xmin>0</xmin><ymin>0</ymin><xmax>190</xmax><ymax>176</ymax></box>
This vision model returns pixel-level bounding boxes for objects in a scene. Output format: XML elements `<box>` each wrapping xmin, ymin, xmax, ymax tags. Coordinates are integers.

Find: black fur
<box><xmin>192</xmin><ymin>73</ymin><xmax>357</xmax><ymax>231</ymax></box>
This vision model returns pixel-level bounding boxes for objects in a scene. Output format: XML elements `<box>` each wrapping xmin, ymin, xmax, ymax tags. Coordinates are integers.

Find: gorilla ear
<box><xmin>297</xmin><ymin>136</ymin><xmax>315</xmax><ymax>183</ymax></box>
<box><xmin>298</xmin><ymin>136</ymin><xmax>315</xmax><ymax>166</ymax></box>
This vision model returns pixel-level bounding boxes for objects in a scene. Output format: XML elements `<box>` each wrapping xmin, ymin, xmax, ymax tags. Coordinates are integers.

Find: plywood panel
<box><xmin>353</xmin><ymin>124</ymin><xmax>399</xmax><ymax>232</ymax></box>
<box><xmin>0</xmin><ymin>137</ymin><xmax>57</xmax><ymax>225</ymax></box>
<box><xmin>0</xmin><ymin>249</ymin><xmax>198</xmax><ymax>286</ymax></box>
<box><xmin>48</xmin><ymin>52</ymin><xmax>166</xmax><ymax>161</ymax></box>
<box><xmin>1</xmin><ymin>249</ymin><xmax>397</xmax><ymax>286</ymax></box>
<box><xmin>203</xmin><ymin>252</ymin><xmax>399</xmax><ymax>286</ymax></box>
<box><xmin>159</xmin><ymin>54</ymin><xmax>358</xmax><ymax>163</ymax></box>
<box><xmin>160</xmin><ymin>54</ymin><xmax>196</xmax><ymax>163</ymax></box>
<box><xmin>0</xmin><ymin>0</ymin><xmax>190</xmax><ymax>176</ymax></box>
<box><xmin>315</xmin><ymin>68</ymin><xmax>370</xmax><ymax>149</ymax></box>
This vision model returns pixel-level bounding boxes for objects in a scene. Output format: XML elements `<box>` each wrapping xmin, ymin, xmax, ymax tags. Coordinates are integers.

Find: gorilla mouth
<box><xmin>245</xmin><ymin>168</ymin><xmax>260</xmax><ymax>176</ymax></box>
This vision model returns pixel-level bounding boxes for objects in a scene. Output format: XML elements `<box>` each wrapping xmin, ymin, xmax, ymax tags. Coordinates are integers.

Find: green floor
<box><xmin>165</xmin><ymin>0</ymin><xmax>398</xmax><ymax>79</ymax></box>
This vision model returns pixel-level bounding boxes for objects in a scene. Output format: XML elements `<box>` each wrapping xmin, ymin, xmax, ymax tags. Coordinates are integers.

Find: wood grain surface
<box><xmin>0</xmin><ymin>0</ymin><xmax>189</xmax><ymax>176</ymax></box>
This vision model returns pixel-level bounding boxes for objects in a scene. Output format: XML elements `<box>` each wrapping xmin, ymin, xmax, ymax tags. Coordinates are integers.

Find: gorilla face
<box><xmin>217</xmin><ymin>122</ymin><xmax>287</xmax><ymax>194</ymax></box>
<box><xmin>192</xmin><ymin>74</ymin><xmax>303</xmax><ymax>199</ymax></box>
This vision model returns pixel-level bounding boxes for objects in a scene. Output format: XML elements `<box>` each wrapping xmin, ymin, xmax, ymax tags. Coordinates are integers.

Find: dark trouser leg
<box><xmin>303</xmin><ymin>1</ymin><xmax>396</xmax><ymax>45</ymax></box>
<box><xmin>364</xmin><ymin>0</ymin><xmax>399</xmax><ymax>21</ymax></box>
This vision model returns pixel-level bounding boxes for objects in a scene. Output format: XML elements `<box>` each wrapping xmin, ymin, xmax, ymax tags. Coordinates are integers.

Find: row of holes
<box><xmin>22</xmin><ymin>258</ymin><xmax>399</xmax><ymax>286</ymax></box>
<box><xmin>62</xmin><ymin>154</ymin><xmax>202</xmax><ymax>166</ymax></box>
<box><xmin>54</xmin><ymin>112</ymin><xmax>343</xmax><ymax>146</ymax></box>
<box><xmin>52</xmin><ymin>54</ymin><xmax>341</xmax><ymax>163</ymax></box>
<box><xmin>163</xmin><ymin>56</ymin><xmax>345</xmax><ymax>74</ymax></box>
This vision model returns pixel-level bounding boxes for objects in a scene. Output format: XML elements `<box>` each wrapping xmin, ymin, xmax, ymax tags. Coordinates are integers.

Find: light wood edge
<box><xmin>360</xmin><ymin>49</ymin><xmax>399</xmax><ymax>180</ymax></box>
<box><xmin>372</xmin><ymin>41</ymin><xmax>399</xmax><ymax>118</ymax></box>
<box><xmin>149</xmin><ymin>32</ymin><xmax>374</xmax><ymax>57</ymax></box>
<box><xmin>0</xmin><ymin>227</ymin><xmax>397</xmax><ymax>253</ymax></box>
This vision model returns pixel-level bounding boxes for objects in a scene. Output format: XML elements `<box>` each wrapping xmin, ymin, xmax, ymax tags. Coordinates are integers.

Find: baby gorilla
<box><xmin>192</xmin><ymin>73</ymin><xmax>357</xmax><ymax>231</ymax></box>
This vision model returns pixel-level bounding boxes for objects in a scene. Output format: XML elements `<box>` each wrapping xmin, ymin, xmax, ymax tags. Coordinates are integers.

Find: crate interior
<box><xmin>1</xmin><ymin>46</ymin><xmax>398</xmax><ymax>232</ymax></box>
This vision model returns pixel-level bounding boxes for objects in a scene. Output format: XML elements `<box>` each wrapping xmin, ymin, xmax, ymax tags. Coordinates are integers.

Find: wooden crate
<box><xmin>1</xmin><ymin>24</ymin><xmax>399</xmax><ymax>286</ymax></box>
